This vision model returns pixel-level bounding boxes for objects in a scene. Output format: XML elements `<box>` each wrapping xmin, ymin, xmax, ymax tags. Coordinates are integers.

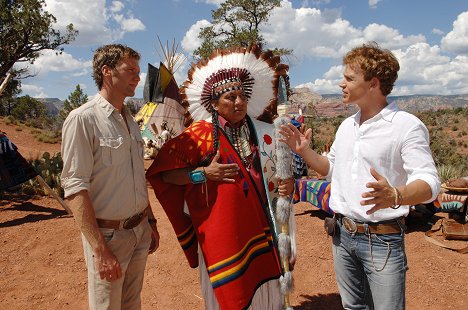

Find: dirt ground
<box><xmin>1</xmin><ymin>120</ymin><xmax>467</xmax><ymax>309</ymax></box>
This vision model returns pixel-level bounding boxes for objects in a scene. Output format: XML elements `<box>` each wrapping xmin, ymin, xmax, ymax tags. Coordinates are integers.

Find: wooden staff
<box><xmin>274</xmin><ymin>115</ymin><xmax>295</xmax><ymax>310</ymax></box>
<box><xmin>35</xmin><ymin>175</ymin><xmax>72</xmax><ymax>215</ymax></box>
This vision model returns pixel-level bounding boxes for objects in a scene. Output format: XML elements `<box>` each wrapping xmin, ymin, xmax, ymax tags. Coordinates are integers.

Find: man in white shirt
<box><xmin>280</xmin><ymin>42</ymin><xmax>440</xmax><ymax>310</ymax></box>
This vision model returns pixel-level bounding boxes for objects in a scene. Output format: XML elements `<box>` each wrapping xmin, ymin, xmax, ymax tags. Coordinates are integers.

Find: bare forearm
<box><xmin>397</xmin><ymin>180</ymin><xmax>433</xmax><ymax>206</ymax></box>
<box><xmin>67</xmin><ymin>190</ymin><xmax>107</xmax><ymax>253</ymax></box>
<box><xmin>300</xmin><ymin>148</ymin><xmax>330</xmax><ymax>177</ymax></box>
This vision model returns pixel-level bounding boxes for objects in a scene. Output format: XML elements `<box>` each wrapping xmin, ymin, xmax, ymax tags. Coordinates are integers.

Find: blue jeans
<box><xmin>332</xmin><ymin>219</ymin><xmax>408</xmax><ymax>310</ymax></box>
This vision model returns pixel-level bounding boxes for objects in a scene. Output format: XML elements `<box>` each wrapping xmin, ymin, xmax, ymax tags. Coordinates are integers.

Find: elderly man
<box><xmin>147</xmin><ymin>46</ymin><xmax>294</xmax><ymax>310</ymax></box>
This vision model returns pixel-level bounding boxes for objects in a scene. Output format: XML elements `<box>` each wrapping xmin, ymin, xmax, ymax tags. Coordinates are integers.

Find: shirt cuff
<box><xmin>62</xmin><ymin>177</ymin><xmax>90</xmax><ymax>198</ymax></box>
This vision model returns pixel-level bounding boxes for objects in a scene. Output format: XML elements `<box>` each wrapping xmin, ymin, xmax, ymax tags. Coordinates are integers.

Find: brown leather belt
<box><xmin>96</xmin><ymin>208</ymin><xmax>148</xmax><ymax>230</ymax></box>
<box><xmin>335</xmin><ymin>213</ymin><xmax>404</xmax><ymax>234</ymax></box>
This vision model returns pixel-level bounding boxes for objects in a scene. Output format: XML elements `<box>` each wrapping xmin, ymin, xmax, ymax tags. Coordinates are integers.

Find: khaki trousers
<box><xmin>82</xmin><ymin>220</ymin><xmax>152</xmax><ymax>310</ymax></box>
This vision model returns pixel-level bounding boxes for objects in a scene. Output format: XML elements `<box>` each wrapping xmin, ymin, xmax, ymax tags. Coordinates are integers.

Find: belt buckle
<box><xmin>123</xmin><ymin>212</ymin><xmax>143</xmax><ymax>229</ymax></box>
<box><xmin>342</xmin><ymin>216</ymin><xmax>357</xmax><ymax>234</ymax></box>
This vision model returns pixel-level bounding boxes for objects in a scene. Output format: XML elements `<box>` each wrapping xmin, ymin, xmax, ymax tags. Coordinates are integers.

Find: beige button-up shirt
<box><xmin>61</xmin><ymin>94</ymin><xmax>148</xmax><ymax>220</ymax></box>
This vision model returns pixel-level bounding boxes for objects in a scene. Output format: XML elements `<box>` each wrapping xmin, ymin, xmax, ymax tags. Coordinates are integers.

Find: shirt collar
<box><xmin>217</xmin><ymin>115</ymin><xmax>246</xmax><ymax>130</ymax></box>
<box><xmin>353</xmin><ymin>101</ymin><xmax>399</xmax><ymax>125</ymax></box>
<box><xmin>95</xmin><ymin>93</ymin><xmax>121</xmax><ymax>118</ymax></box>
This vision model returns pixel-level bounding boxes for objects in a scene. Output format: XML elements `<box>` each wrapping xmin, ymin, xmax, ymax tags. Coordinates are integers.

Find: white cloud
<box><xmin>195</xmin><ymin>0</ymin><xmax>223</xmax><ymax>5</ymax></box>
<box><xmin>393</xmin><ymin>43</ymin><xmax>468</xmax><ymax>95</ymax></box>
<box><xmin>441</xmin><ymin>11</ymin><xmax>468</xmax><ymax>55</ymax></box>
<box><xmin>119</xmin><ymin>16</ymin><xmax>146</xmax><ymax>32</ymax></box>
<box><xmin>181</xmin><ymin>20</ymin><xmax>212</xmax><ymax>53</ymax></box>
<box><xmin>181</xmin><ymin>1</ymin><xmax>467</xmax><ymax>95</ymax></box>
<box><xmin>137</xmin><ymin>72</ymin><xmax>146</xmax><ymax>91</ymax></box>
<box><xmin>21</xmin><ymin>84</ymin><xmax>48</xmax><ymax>98</ymax></box>
<box><xmin>262</xmin><ymin>2</ymin><xmax>426</xmax><ymax>59</ymax></box>
<box><xmin>110</xmin><ymin>1</ymin><xmax>124</xmax><ymax>13</ymax></box>
<box><xmin>368</xmin><ymin>0</ymin><xmax>381</xmax><ymax>9</ymax></box>
<box><xmin>44</xmin><ymin>0</ymin><xmax>146</xmax><ymax>45</ymax></box>
<box><xmin>362</xmin><ymin>24</ymin><xmax>425</xmax><ymax>49</ymax></box>
<box><xmin>432</xmin><ymin>28</ymin><xmax>445</xmax><ymax>36</ymax></box>
<box><xmin>14</xmin><ymin>50</ymin><xmax>91</xmax><ymax>77</ymax></box>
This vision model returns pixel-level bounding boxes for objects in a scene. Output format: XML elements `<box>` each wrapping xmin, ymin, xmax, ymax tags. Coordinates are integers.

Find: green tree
<box><xmin>125</xmin><ymin>99</ymin><xmax>139</xmax><ymax>116</ymax></box>
<box><xmin>0</xmin><ymin>77</ymin><xmax>21</xmax><ymax>115</ymax></box>
<box><xmin>59</xmin><ymin>84</ymin><xmax>88</xmax><ymax>121</ymax></box>
<box><xmin>0</xmin><ymin>0</ymin><xmax>78</xmax><ymax>80</ymax></box>
<box><xmin>11</xmin><ymin>95</ymin><xmax>47</xmax><ymax>121</ymax></box>
<box><xmin>194</xmin><ymin>0</ymin><xmax>291</xmax><ymax>59</ymax></box>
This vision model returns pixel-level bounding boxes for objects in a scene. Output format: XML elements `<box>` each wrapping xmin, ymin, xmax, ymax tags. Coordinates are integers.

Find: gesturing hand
<box><xmin>361</xmin><ymin>168</ymin><xmax>396</xmax><ymax>215</ymax></box>
<box><xmin>204</xmin><ymin>151</ymin><xmax>239</xmax><ymax>183</ymax></box>
<box><xmin>278</xmin><ymin>123</ymin><xmax>312</xmax><ymax>156</ymax></box>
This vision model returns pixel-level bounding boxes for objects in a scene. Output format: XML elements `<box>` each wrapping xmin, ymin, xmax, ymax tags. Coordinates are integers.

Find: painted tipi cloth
<box><xmin>0</xmin><ymin>132</ymin><xmax>38</xmax><ymax>190</ymax></box>
<box><xmin>146</xmin><ymin>119</ymin><xmax>281</xmax><ymax>310</ymax></box>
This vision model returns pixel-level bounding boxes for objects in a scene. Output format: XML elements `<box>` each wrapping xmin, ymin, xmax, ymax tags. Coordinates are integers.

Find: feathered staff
<box><xmin>274</xmin><ymin>76</ymin><xmax>295</xmax><ymax>310</ymax></box>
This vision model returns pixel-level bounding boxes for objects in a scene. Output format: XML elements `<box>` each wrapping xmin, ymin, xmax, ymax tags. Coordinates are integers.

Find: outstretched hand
<box><xmin>361</xmin><ymin>168</ymin><xmax>396</xmax><ymax>215</ymax></box>
<box><xmin>204</xmin><ymin>151</ymin><xmax>239</xmax><ymax>183</ymax></box>
<box><xmin>278</xmin><ymin>123</ymin><xmax>312</xmax><ymax>156</ymax></box>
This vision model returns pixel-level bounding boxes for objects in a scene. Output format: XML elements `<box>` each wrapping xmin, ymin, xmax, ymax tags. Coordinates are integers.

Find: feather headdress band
<box><xmin>181</xmin><ymin>45</ymin><xmax>289</xmax><ymax>126</ymax></box>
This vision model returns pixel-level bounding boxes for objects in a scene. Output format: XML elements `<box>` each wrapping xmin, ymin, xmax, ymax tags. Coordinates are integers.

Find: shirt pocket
<box><xmin>99</xmin><ymin>136</ymin><xmax>126</xmax><ymax>166</ymax></box>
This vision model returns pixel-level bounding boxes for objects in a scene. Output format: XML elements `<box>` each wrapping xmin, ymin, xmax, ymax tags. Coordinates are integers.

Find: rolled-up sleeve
<box><xmin>61</xmin><ymin>113</ymin><xmax>94</xmax><ymax>198</ymax></box>
<box><xmin>402</xmin><ymin>122</ymin><xmax>441</xmax><ymax>203</ymax></box>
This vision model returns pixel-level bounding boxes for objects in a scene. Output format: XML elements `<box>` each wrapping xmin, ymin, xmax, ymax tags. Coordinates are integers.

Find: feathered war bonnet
<box><xmin>180</xmin><ymin>45</ymin><xmax>289</xmax><ymax>126</ymax></box>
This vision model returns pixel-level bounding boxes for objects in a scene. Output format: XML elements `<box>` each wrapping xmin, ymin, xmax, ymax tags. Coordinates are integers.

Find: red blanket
<box><xmin>146</xmin><ymin>120</ymin><xmax>281</xmax><ymax>310</ymax></box>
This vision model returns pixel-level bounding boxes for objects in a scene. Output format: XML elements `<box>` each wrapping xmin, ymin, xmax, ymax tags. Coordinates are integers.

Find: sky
<box><xmin>16</xmin><ymin>0</ymin><xmax>468</xmax><ymax>100</ymax></box>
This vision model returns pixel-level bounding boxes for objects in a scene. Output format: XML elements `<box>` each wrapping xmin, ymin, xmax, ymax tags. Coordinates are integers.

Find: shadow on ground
<box><xmin>294</xmin><ymin>293</ymin><xmax>343</xmax><ymax>309</ymax></box>
<box><xmin>0</xmin><ymin>192</ymin><xmax>69</xmax><ymax>227</ymax></box>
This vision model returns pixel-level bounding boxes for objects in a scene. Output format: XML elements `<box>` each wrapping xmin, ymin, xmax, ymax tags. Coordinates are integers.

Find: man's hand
<box><xmin>279</xmin><ymin>123</ymin><xmax>312</xmax><ymax>156</ymax></box>
<box><xmin>148</xmin><ymin>222</ymin><xmax>160</xmax><ymax>254</ymax></box>
<box><xmin>204</xmin><ymin>150</ymin><xmax>239</xmax><ymax>183</ymax></box>
<box><xmin>361</xmin><ymin>168</ymin><xmax>396</xmax><ymax>215</ymax></box>
<box><xmin>278</xmin><ymin>177</ymin><xmax>294</xmax><ymax>196</ymax></box>
<box><xmin>94</xmin><ymin>245</ymin><xmax>122</xmax><ymax>282</ymax></box>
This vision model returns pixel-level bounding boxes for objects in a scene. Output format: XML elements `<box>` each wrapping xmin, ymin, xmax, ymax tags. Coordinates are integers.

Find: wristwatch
<box><xmin>188</xmin><ymin>169</ymin><xmax>206</xmax><ymax>184</ymax></box>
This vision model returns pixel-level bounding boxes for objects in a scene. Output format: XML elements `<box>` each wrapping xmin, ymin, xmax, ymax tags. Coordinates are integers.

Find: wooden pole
<box><xmin>0</xmin><ymin>72</ymin><xmax>13</xmax><ymax>97</ymax></box>
<box><xmin>35</xmin><ymin>175</ymin><xmax>72</xmax><ymax>215</ymax></box>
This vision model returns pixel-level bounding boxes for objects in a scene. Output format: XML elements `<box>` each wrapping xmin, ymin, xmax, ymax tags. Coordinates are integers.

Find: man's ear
<box><xmin>101</xmin><ymin>65</ymin><xmax>112</xmax><ymax>77</ymax></box>
<box><xmin>370</xmin><ymin>77</ymin><xmax>379</xmax><ymax>89</ymax></box>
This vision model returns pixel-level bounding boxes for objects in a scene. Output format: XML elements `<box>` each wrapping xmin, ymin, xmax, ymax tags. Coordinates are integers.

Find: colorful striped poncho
<box><xmin>146</xmin><ymin>118</ymin><xmax>282</xmax><ymax>310</ymax></box>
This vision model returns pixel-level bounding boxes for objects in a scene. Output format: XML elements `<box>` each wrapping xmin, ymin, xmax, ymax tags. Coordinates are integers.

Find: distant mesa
<box><xmin>285</xmin><ymin>88</ymin><xmax>468</xmax><ymax>118</ymax></box>
<box><xmin>35</xmin><ymin>91</ymin><xmax>467</xmax><ymax>118</ymax></box>
<box><xmin>36</xmin><ymin>98</ymin><xmax>63</xmax><ymax>116</ymax></box>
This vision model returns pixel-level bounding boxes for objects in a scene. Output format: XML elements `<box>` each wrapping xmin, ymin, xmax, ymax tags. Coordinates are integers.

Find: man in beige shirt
<box><xmin>61</xmin><ymin>44</ymin><xmax>160</xmax><ymax>309</ymax></box>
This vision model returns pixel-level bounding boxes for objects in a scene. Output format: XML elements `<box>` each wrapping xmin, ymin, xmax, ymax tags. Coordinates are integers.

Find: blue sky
<box><xmin>17</xmin><ymin>0</ymin><xmax>468</xmax><ymax>100</ymax></box>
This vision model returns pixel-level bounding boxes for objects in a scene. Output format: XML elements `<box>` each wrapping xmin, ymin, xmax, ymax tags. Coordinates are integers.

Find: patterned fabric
<box><xmin>292</xmin><ymin>152</ymin><xmax>307</xmax><ymax>179</ymax></box>
<box><xmin>431</xmin><ymin>192</ymin><xmax>468</xmax><ymax>223</ymax></box>
<box><xmin>146</xmin><ymin>118</ymin><xmax>281</xmax><ymax>310</ymax></box>
<box><xmin>433</xmin><ymin>192</ymin><xmax>468</xmax><ymax>213</ymax></box>
<box><xmin>0</xmin><ymin>133</ymin><xmax>38</xmax><ymax>190</ymax></box>
<box><xmin>293</xmin><ymin>178</ymin><xmax>333</xmax><ymax>215</ymax></box>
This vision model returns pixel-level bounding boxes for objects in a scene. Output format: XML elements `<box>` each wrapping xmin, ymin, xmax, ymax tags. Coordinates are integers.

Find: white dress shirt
<box><xmin>326</xmin><ymin>102</ymin><xmax>440</xmax><ymax>222</ymax></box>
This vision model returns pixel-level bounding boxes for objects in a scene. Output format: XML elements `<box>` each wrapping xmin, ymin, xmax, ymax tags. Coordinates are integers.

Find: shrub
<box><xmin>437</xmin><ymin>164</ymin><xmax>462</xmax><ymax>182</ymax></box>
<box><xmin>21</xmin><ymin>152</ymin><xmax>64</xmax><ymax>198</ymax></box>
